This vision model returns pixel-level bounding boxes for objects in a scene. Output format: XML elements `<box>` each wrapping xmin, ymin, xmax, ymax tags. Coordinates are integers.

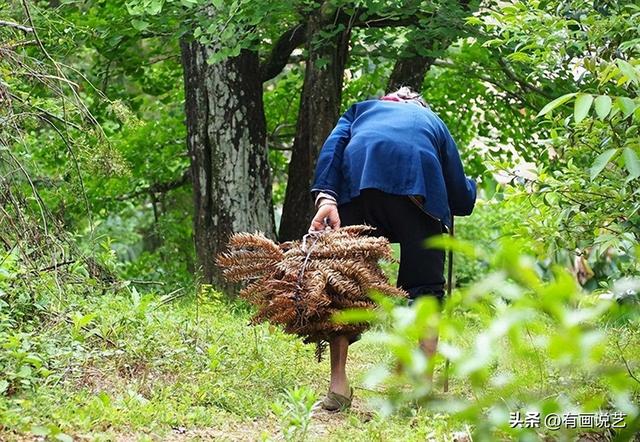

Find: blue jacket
<box><xmin>311</xmin><ymin>99</ymin><xmax>476</xmax><ymax>228</ymax></box>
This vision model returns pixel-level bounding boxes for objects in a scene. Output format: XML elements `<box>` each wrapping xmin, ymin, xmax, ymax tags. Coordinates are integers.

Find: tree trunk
<box><xmin>278</xmin><ymin>13</ymin><xmax>350</xmax><ymax>241</ymax></box>
<box><xmin>387</xmin><ymin>1</ymin><xmax>477</xmax><ymax>93</ymax></box>
<box><xmin>181</xmin><ymin>40</ymin><xmax>275</xmax><ymax>288</ymax></box>
<box><xmin>387</xmin><ymin>55</ymin><xmax>434</xmax><ymax>93</ymax></box>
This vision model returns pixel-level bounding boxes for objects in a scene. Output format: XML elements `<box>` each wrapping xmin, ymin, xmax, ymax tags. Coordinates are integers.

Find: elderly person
<box><xmin>309</xmin><ymin>87</ymin><xmax>477</xmax><ymax>411</ymax></box>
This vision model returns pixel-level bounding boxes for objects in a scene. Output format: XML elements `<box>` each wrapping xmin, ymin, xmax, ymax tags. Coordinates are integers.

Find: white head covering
<box><xmin>381</xmin><ymin>86</ymin><xmax>428</xmax><ymax>108</ymax></box>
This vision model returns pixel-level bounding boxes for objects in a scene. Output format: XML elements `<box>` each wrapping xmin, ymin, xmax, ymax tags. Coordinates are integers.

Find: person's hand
<box><xmin>309</xmin><ymin>202</ymin><xmax>340</xmax><ymax>232</ymax></box>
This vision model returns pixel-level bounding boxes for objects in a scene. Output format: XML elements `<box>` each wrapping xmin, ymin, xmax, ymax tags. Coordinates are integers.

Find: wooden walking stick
<box><xmin>443</xmin><ymin>216</ymin><xmax>454</xmax><ymax>393</ymax></box>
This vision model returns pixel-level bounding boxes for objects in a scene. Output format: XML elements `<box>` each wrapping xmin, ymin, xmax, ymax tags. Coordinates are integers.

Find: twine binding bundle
<box><xmin>217</xmin><ymin>225</ymin><xmax>407</xmax><ymax>358</ymax></box>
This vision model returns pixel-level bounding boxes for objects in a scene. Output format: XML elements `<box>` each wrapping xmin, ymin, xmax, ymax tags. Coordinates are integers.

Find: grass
<box><xmin>0</xmin><ymin>282</ymin><xmax>476</xmax><ymax>441</ymax></box>
<box><xmin>1</xmin><ymin>248</ymin><xmax>639</xmax><ymax>441</ymax></box>
<box><xmin>2</xmin><ymin>286</ymin><xmax>638</xmax><ymax>441</ymax></box>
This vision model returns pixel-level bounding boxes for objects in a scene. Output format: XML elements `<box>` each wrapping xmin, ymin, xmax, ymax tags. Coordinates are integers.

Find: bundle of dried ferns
<box><xmin>217</xmin><ymin>225</ymin><xmax>407</xmax><ymax>348</ymax></box>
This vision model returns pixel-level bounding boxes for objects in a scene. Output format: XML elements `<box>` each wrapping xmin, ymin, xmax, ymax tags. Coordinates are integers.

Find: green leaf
<box><xmin>147</xmin><ymin>0</ymin><xmax>163</xmax><ymax>15</ymax></box>
<box><xmin>574</xmin><ymin>93</ymin><xmax>594</xmax><ymax>123</ymax></box>
<box><xmin>594</xmin><ymin>95</ymin><xmax>612</xmax><ymax>119</ymax></box>
<box><xmin>617</xmin><ymin>59</ymin><xmax>639</xmax><ymax>85</ymax></box>
<box><xmin>465</xmin><ymin>16</ymin><xmax>483</xmax><ymax>25</ymax></box>
<box><xmin>97</xmin><ymin>391</ymin><xmax>111</xmax><ymax>407</ymax></box>
<box><xmin>609</xmin><ymin>105</ymin><xmax>621</xmax><ymax>119</ymax></box>
<box><xmin>131</xmin><ymin>19</ymin><xmax>149</xmax><ymax>31</ymax></box>
<box><xmin>73</xmin><ymin>312</ymin><xmax>96</xmax><ymax>328</ymax></box>
<box><xmin>537</xmin><ymin>93</ymin><xmax>577</xmax><ymax>117</ymax></box>
<box><xmin>31</xmin><ymin>426</ymin><xmax>50</xmax><ymax>436</ymax></box>
<box><xmin>425</xmin><ymin>235</ymin><xmax>479</xmax><ymax>258</ymax></box>
<box><xmin>507</xmin><ymin>52</ymin><xmax>533</xmax><ymax>63</ymax></box>
<box><xmin>590</xmin><ymin>148</ymin><xmax>618</xmax><ymax>180</ymax></box>
<box><xmin>363</xmin><ymin>365</ymin><xmax>390</xmax><ymax>389</ymax></box>
<box><xmin>55</xmin><ymin>434</ymin><xmax>74</xmax><ymax>442</ymax></box>
<box><xmin>622</xmin><ymin>147</ymin><xmax>640</xmax><ymax>180</ymax></box>
<box><xmin>17</xmin><ymin>365</ymin><xmax>32</xmax><ymax>378</ymax></box>
<box><xmin>616</xmin><ymin>97</ymin><xmax>637</xmax><ymax>118</ymax></box>
<box><xmin>332</xmin><ymin>308</ymin><xmax>377</xmax><ymax>324</ymax></box>
<box><xmin>482</xmin><ymin>38</ymin><xmax>505</xmax><ymax>48</ymax></box>
<box><xmin>0</xmin><ymin>380</ymin><xmax>9</xmax><ymax>394</ymax></box>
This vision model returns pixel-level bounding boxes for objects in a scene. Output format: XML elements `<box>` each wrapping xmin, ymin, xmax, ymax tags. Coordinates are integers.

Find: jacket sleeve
<box><xmin>438</xmin><ymin>118</ymin><xmax>477</xmax><ymax>216</ymax></box>
<box><xmin>310</xmin><ymin>104</ymin><xmax>357</xmax><ymax>199</ymax></box>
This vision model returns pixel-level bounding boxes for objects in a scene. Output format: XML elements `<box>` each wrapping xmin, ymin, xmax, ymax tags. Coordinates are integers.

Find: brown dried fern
<box><xmin>216</xmin><ymin>225</ymin><xmax>407</xmax><ymax>350</ymax></box>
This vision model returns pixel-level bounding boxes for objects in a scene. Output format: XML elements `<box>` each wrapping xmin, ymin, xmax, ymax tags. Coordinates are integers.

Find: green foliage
<box><xmin>264</xmin><ymin>67</ymin><xmax>303</xmax><ymax>209</ymax></box>
<box><xmin>0</xmin><ymin>274</ymin><xmax>327</xmax><ymax>436</ymax></box>
<box><xmin>271</xmin><ymin>386</ymin><xmax>317</xmax><ymax>442</ymax></box>
<box><xmin>464</xmin><ymin>0</ymin><xmax>640</xmax><ymax>278</ymax></box>
<box><xmin>3</xmin><ymin>0</ymin><xmax>640</xmax><ymax>439</ymax></box>
<box><xmin>346</xmin><ymin>239</ymin><xmax>640</xmax><ymax>440</ymax></box>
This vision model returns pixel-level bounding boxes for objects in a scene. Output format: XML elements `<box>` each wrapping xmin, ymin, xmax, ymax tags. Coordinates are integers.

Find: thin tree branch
<box><xmin>0</xmin><ymin>39</ymin><xmax>36</xmax><ymax>50</ymax></box>
<box><xmin>41</xmin><ymin>116</ymin><xmax>93</xmax><ymax>227</ymax></box>
<box><xmin>343</xmin><ymin>9</ymin><xmax>426</xmax><ymax>28</ymax></box>
<box><xmin>0</xmin><ymin>19</ymin><xmax>33</xmax><ymax>33</ymax></box>
<box><xmin>616</xmin><ymin>340</ymin><xmax>640</xmax><ymax>385</ymax></box>
<box><xmin>497</xmin><ymin>57</ymin><xmax>553</xmax><ymax>99</ymax></box>
<box><xmin>21</xmin><ymin>0</ymin><xmax>103</xmax><ymax>133</ymax></box>
<box><xmin>259</xmin><ymin>8</ymin><xmax>437</xmax><ymax>83</ymax></box>
<box><xmin>114</xmin><ymin>169</ymin><xmax>191</xmax><ymax>201</ymax></box>
<box><xmin>3</xmin><ymin>148</ymin><xmax>49</xmax><ymax>237</ymax></box>
<box><xmin>33</xmin><ymin>260</ymin><xmax>75</xmax><ymax>273</ymax></box>
<box><xmin>16</xmin><ymin>71</ymin><xmax>81</xmax><ymax>89</ymax></box>
<box><xmin>260</xmin><ymin>23</ymin><xmax>307</xmax><ymax>82</ymax></box>
<box><xmin>432</xmin><ymin>60</ymin><xmax>539</xmax><ymax>110</ymax></box>
<box><xmin>8</xmin><ymin>92</ymin><xmax>82</xmax><ymax>130</ymax></box>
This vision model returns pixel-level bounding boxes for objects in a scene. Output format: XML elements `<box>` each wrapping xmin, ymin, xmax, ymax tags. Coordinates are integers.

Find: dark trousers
<box><xmin>338</xmin><ymin>189</ymin><xmax>446</xmax><ymax>304</ymax></box>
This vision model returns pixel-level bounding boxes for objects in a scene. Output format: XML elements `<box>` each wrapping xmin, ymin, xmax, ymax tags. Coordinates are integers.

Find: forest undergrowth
<box><xmin>1</xmin><ymin>205</ymin><xmax>639</xmax><ymax>441</ymax></box>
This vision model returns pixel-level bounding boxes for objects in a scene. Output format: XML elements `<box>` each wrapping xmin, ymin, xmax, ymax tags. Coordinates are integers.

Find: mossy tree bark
<box><xmin>181</xmin><ymin>41</ymin><xmax>275</xmax><ymax>288</ymax></box>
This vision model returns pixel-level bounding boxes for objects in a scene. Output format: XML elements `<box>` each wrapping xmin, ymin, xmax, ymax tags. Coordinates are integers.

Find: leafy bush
<box><xmin>270</xmin><ymin>386</ymin><xmax>317</xmax><ymax>442</ymax></box>
<box><xmin>343</xmin><ymin>238</ymin><xmax>640</xmax><ymax>440</ymax></box>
